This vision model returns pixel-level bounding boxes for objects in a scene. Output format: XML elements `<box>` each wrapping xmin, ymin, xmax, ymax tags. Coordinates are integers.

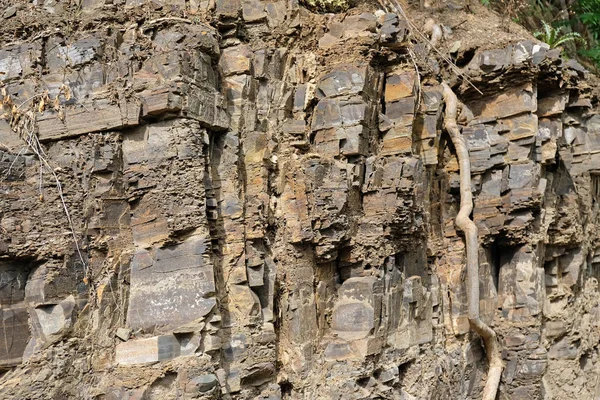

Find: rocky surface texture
<box><xmin>0</xmin><ymin>0</ymin><xmax>600</xmax><ymax>399</ymax></box>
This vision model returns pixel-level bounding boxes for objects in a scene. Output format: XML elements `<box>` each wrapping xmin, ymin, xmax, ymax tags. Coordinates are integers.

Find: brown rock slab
<box><xmin>37</xmin><ymin>100</ymin><xmax>140</xmax><ymax>142</ymax></box>
<box><xmin>469</xmin><ymin>83</ymin><xmax>536</xmax><ymax>121</ymax></box>
<box><xmin>221</xmin><ymin>45</ymin><xmax>253</xmax><ymax>76</ymax></box>
<box><xmin>385</xmin><ymin>71</ymin><xmax>416</xmax><ymax>103</ymax></box>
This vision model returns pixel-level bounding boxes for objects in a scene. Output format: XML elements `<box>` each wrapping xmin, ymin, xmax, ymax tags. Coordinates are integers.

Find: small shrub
<box><xmin>577</xmin><ymin>0</ymin><xmax>600</xmax><ymax>42</ymax></box>
<box><xmin>300</xmin><ymin>0</ymin><xmax>350</xmax><ymax>13</ymax></box>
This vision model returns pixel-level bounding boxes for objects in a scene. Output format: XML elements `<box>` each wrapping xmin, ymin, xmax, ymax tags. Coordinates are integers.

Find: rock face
<box><xmin>0</xmin><ymin>1</ymin><xmax>600</xmax><ymax>399</ymax></box>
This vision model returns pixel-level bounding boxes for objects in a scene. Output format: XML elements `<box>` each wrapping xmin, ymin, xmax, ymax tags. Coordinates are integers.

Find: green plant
<box><xmin>577</xmin><ymin>0</ymin><xmax>600</xmax><ymax>41</ymax></box>
<box><xmin>572</xmin><ymin>0</ymin><xmax>600</xmax><ymax>70</ymax></box>
<box><xmin>579</xmin><ymin>47</ymin><xmax>600</xmax><ymax>71</ymax></box>
<box><xmin>300</xmin><ymin>0</ymin><xmax>349</xmax><ymax>12</ymax></box>
<box><xmin>534</xmin><ymin>20</ymin><xmax>587</xmax><ymax>49</ymax></box>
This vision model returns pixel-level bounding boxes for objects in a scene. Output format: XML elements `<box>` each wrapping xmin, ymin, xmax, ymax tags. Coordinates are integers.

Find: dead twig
<box><xmin>19</xmin><ymin>114</ymin><xmax>88</xmax><ymax>278</ymax></box>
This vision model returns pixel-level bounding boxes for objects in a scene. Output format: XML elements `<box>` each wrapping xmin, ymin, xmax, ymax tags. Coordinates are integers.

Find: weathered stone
<box><xmin>469</xmin><ymin>83</ymin><xmax>537</xmax><ymax>121</ymax></box>
<box><xmin>512</xmin><ymin>40</ymin><xmax>540</xmax><ymax>64</ymax></box>
<box><xmin>2</xmin><ymin>5</ymin><xmax>19</xmax><ymax>19</ymax></box>
<box><xmin>311</xmin><ymin>98</ymin><xmax>343</xmax><ymax>131</ymax></box>
<box><xmin>316</xmin><ymin>64</ymin><xmax>372</xmax><ymax>99</ymax></box>
<box><xmin>126</xmin><ymin>235</ymin><xmax>216</xmax><ymax>331</ymax></box>
<box><xmin>498</xmin><ymin>246</ymin><xmax>544</xmax><ymax>320</ymax></box>
<box><xmin>115</xmin><ymin>335</ymin><xmax>181</xmax><ymax>365</ymax></box>
<box><xmin>379</xmin><ymin>13</ymin><xmax>406</xmax><ymax>44</ymax></box>
<box><xmin>385</xmin><ymin>71</ymin><xmax>415</xmax><ymax>103</ymax></box>
<box><xmin>282</xmin><ymin>120</ymin><xmax>306</xmax><ymax>135</ymax></box>
<box><xmin>468</xmin><ymin>47</ymin><xmax>513</xmax><ymax>72</ymax></box>
<box><xmin>185</xmin><ymin>87</ymin><xmax>229</xmax><ymax>130</ymax></box>
<box><xmin>202</xmin><ymin>333</ymin><xmax>222</xmax><ymax>353</ymax></box>
<box><xmin>508</xmin><ymin>162</ymin><xmax>537</xmax><ymax>190</ymax></box>
<box><xmin>497</xmin><ymin>113</ymin><xmax>538</xmax><ymax>142</ymax></box>
<box><xmin>548</xmin><ymin>338</ymin><xmax>578</xmax><ymax>360</ymax></box>
<box><xmin>241</xmin><ymin>362</ymin><xmax>276</xmax><ymax>386</ymax></box>
<box><xmin>186</xmin><ymin>374</ymin><xmax>218</xmax><ymax>393</ymax></box>
<box><xmin>221</xmin><ymin>45</ymin><xmax>253</xmax><ymax>76</ymax></box>
<box><xmin>138</xmin><ymin>87</ymin><xmax>183</xmax><ymax>117</ymax></box>
<box><xmin>330</xmin><ymin>277</ymin><xmax>381</xmax><ymax>342</ymax></box>
<box><xmin>0</xmin><ymin>43</ymin><xmax>42</xmax><ymax>82</ymax></box>
<box><xmin>382</xmin><ymin>133</ymin><xmax>412</xmax><ymax>155</ymax></box>
<box><xmin>242</xmin><ymin>0</ymin><xmax>266</xmax><ymax>23</ymax></box>
<box><xmin>537</xmin><ymin>92</ymin><xmax>568</xmax><ymax>117</ymax></box>
<box><xmin>216</xmin><ymin>0</ymin><xmax>241</xmax><ymax>19</ymax></box>
<box><xmin>30</xmin><ymin>296</ymin><xmax>75</xmax><ymax>344</ymax></box>
<box><xmin>37</xmin><ymin>100</ymin><xmax>140</xmax><ymax>141</ymax></box>
<box><xmin>25</xmin><ymin>261</ymin><xmax>80</xmax><ymax>307</ymax></box>
<box><xmin>324</xmin><ymin>341</ymin><xmax>354</xmax><ymax>360</ymax></box>
<box><xmin>385</xmin><ymin>97</ymin><xmax>415</xmax><ymax>124</ymax></box>
<box><xmin>544</xmin><ymin>320</ymin><xmax>568</xmax><ymax>339</ymax></box>
<box><xmin>116</xmin><ymin>328</ymin><xmax>131</xmax><ymax>341</ymax></box>
<box><xmin>342</xmin><ymin>13</ymin><xmax>377</xmax><ymax>38</ymax></box>
<box><xmin>379</xmin><ymin>365</ymin><xmax>399</xmax><ymax>383</ymax></box>
<box><xmin>0</xmin><ymin>306</ymin><xmax>30</xmax><ymax>367</ymax></box>
<box><xmin>331</xmin><ymin>301</ymin><xmax>375</xmax><ymax>341</ymax></box>
<box><xmin>228</xmin><ymin>284</ymin><xmax>261</xmax><ymax>324</ymax></box>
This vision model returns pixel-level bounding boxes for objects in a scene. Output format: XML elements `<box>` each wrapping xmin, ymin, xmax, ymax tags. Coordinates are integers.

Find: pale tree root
<box><xmin>441</xmin><ymin>82</ymin><xmax>503</xmax><ymax>400</ymax></box>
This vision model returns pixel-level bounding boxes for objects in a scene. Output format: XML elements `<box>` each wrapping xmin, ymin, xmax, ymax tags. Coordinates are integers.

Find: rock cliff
<box><xmin>0</xmin><ymin>0</ymin><xmax>599</xmax><ymax>399</ymax></box>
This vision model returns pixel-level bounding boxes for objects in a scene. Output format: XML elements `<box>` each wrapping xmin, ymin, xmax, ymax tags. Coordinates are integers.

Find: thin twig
<box><xmin>38</xmin><ymin>159</ymin><xmax>43</xmax><ymax>199</ymax></box>
<box><xmin>1</xmin><ymin>146</ymin><xmax>26</xmax><ymax>181</ymax></box>
<box><xmin>16</xmin><ymin>94</ymin><xmax>44</xmax><ymax>111</ymax></box>
<box><xmin>23</xmin><ymin>122</ymin><xmax>87</xmax><ymax>277</ymax></box>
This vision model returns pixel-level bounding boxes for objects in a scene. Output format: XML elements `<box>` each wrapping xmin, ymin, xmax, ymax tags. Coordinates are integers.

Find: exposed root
<box><xmin>442</xmin><ymin>82</ymin><xmax>503</xmax><ymax>400</ymax></box>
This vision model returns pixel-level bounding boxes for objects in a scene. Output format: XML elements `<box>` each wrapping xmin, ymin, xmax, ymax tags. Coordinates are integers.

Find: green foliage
<box><xmin>300</xmin><ymin>0</ymin><xmax>350</xmax><ymax>12</ymax></box>
<box><xmin>573</xmin><ymin>0</ymin><xmax>600</xmax><ymax>69</ymax></box>
<box><xmin>478</xmin><ymin>0</ymin><xmax>600</xmax><ymax>72</ymax></box>
<box><xmin>577</xmin><ymin>0</ymin><xmax>600</xmax><ymax>41</ymax></box>
<box><xmin>580</xmin><ymin>47</ymin><xmax>600</xmax><ymax>62</ymax></box>
<box><xmin>534</xmin><ymin>20</ymin><xmax>587</xmax><ymax>49</ymax></box>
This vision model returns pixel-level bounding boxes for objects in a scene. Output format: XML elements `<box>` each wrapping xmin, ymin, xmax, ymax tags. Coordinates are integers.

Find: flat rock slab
<box><xmin>469</xmin><ymin>83</ymin><xmax>537</xmax><ymax>122</ymax></box>
<box><xmin>126</xmin><ymin>235</ymin><xmax>216</xmax><ymax>331</ymax></box>
<box><xmin>0</xmin><ymin>306</ymin><xmax>30</xmax><ymax>367</ymax></box>
<box><xmin>115</xmin><ymin>334</ymin><xmax>181</xmax><ymax>365</ymax></box>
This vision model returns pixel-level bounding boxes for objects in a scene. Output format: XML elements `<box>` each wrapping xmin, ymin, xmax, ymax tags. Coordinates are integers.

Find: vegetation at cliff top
<box><xmin>534</xmin><ymin>20</ymin><xmax>587</xmax><ymax>48</ymax></box>
<box><xmin>300</xmin><ymin>0</ymin><xmax>350</xmax><ymax>12</ymax></box>
<box><xmin>485</xmin><ymin>0</ymin><xmax>600</xmax><ymax>71</ymax></box>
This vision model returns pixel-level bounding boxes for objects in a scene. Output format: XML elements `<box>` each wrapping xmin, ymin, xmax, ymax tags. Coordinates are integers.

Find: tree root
<box><xmin>442</xmin><ymin>82</ymin><xmax>503</xmax><ymax>400</ymax></box>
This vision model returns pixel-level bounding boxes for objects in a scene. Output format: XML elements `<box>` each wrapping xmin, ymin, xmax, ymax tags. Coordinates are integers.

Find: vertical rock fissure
<box><xmin>205</xmin><ymin>131</ymin><xmax>233</xmax><ymax>383</ymax></box>
<box><xmin>441</xmin><ymin>82</ymin><xmax>503</xmax><ymax>400</ymax></box>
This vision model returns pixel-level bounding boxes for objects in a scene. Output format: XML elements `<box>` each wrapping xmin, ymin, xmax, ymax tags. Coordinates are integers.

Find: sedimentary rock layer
<box><xmin>0</xmin><ymin>1</ymin><xmax>599</xmax><ymax>399</ymax></box>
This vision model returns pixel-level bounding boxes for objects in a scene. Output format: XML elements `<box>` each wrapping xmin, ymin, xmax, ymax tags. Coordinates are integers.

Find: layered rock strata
<box><xmin>0</xmin><ymin>1</ymin><xmax>599</xmax><ymax>399</ymax></box>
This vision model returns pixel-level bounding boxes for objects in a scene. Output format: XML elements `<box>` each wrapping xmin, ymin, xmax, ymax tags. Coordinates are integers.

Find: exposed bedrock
<box><xmin>0</xmin><ymin>1</ymin><xmax>599</xmax><ymax>399</ymax></box>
